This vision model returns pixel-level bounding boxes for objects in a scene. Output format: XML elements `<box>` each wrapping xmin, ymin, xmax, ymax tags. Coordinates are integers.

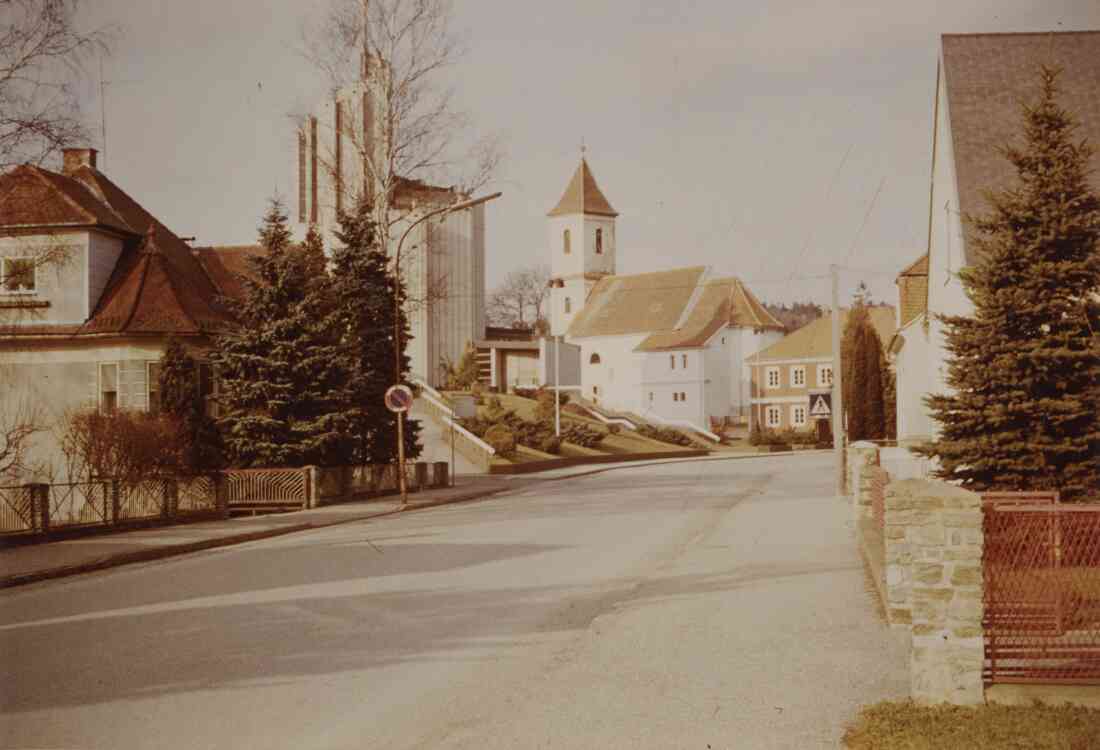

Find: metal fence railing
<box><xmin>982</xmin><ymin>496</ymin><xmax>1100</xmax><ymax>685</ymax></box>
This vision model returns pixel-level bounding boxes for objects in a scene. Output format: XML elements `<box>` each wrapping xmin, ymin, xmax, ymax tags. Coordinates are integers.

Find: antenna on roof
<box><xmin>98</xmin><ymin>54</ymin><xmax>107</xmax><ymax>167</ymax></box>
<box><xmin>580</xmin><ymin>136</ymin><xmax>586</xmax><ymax>158</ymax></box>
<box><xmin>361</xmin><ymin>0</ymin><xmax>370</xmax><ymax>80</ymax></box>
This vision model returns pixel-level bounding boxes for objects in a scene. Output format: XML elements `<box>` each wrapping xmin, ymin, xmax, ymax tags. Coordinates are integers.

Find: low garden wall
<box><xmin>849</xmin><ymin>442</ymin><xmax>1099</xmax><ymax>708</ymax></box>
<box><xmin>849</xmin><ymin>444</ymin><xmax>988</xmax><ymax>707</ymax></box>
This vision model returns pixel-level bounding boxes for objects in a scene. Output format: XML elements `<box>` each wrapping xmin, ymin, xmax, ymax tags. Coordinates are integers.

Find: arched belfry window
<box><xmin>563</xmin><ymin>229</ymin><xmax>571</xmax><ymax>255</ymax></box>
<box><xmin>595</xmin><ymin>228</ymin><xmax>603</xmax><ymax>254</ymax></box>
<box><xmin>590</xmin><ymin>353</ymin><xmax>601</xmax><ymax>365</ymax></box>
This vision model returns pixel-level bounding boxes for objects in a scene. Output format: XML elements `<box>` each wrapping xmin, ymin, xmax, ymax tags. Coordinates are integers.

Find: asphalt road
<box><xmin>0</xmin><ymin>453</ymin><xmax>908</xmax><ymax>749</ymax></box>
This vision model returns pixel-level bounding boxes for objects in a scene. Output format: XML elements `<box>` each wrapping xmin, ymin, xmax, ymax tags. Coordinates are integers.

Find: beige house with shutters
<box><xmin>0</xmin><ymin>149</ymin><xmax>249</xmax><ymax>481</ymax></box>
<box><xmin>748</xmin><ymin>307</ymin><xmax>896</xmax><ymax>432</ymax></box>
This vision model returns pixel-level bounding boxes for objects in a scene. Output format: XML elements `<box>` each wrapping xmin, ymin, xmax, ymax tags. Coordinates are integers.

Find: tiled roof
<box><xmin>749</xmin><ymin>306</ymin><xmax>896</xmax><ymax>363</ymax></box>
<box><xmin>548</xmin><ymin>158</ymin><xmax>618</xmax><ymax>217</ymax></box>
<box><xmin>0</xmin><ymin>163</ymin><xmax>233</xmax><ymax>337</ymax></box>
<box><xmin>567</xmin><ymin>266</ymin><xmax>706</xmax><ymax>339</ymax></box>
<box><xmin>941</xmin><ymin>31</ymin><xmax>1100</xmax><ymax>265</ymax></box>
<box><xmin>636</xmin><ymin>277</ymin><xmax>785</xmax><ymax>351</ymax></box>
<box><xmin>0</xmin><ymin>165</ymin><xmax>132</xmax><ymax>235</ymax></box>
<box><xmin>193</xmin><ymin>245</ymin><xmax>264</xmax><ymax>302</ymax></box>
<box><xmin>896</xmin><ymin>253</ymin><xmax>929</xmax><ymax>328</ymax></box>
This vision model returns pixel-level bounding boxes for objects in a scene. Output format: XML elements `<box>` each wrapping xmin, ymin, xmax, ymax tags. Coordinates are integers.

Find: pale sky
<box><xmin>72</xmin><ymin>0</ymin><xmax>1099</xmax><ymax>307</ymax></box>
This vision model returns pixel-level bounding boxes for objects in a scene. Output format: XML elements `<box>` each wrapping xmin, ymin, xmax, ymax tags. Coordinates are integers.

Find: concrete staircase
<box><xmin>410</xmin><ymin>398</ymin><xmax>483</xmax><ymax>475</ymax></box>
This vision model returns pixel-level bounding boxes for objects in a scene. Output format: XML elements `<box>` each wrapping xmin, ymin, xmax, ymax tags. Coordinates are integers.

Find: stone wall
<box><xmin>888</xmin><ymin>479</ymin><xmax>985</xmax><ymax>706</ymax></box>
<box><xmin>848</xmin><ymin>441</ymin><xmax>880</xmax><ymax>517</ymax></box>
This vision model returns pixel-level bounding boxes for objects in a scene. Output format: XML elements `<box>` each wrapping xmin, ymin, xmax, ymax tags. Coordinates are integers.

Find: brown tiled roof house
<box><xmin>0</xmin><ymin>149</ymin><xmax>247</xmax><ymax>476</ymax></box>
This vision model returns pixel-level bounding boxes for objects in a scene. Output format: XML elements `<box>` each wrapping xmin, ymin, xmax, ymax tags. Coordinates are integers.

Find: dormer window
<box><xmin>595</xmin><ymin>228</ymin><xmax>603</xmax><ymax>254</ymax></box>
<box><xmin>1</xmin><ymin>257</ymin><xmax>36</xmax><ymax>294</ymax></box>
<box><xmin>563</xmin><ymin>229</ymin><xmax>571</xmax><ymax>255</ymax></box>
<box><xmin>589</xmin><ymin>353</ymin><xmax>601</xmax><ymax>364</ymax></box>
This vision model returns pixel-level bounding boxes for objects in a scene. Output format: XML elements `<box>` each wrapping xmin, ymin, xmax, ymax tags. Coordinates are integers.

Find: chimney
<box><xmin>62</xmin><ymin>148</ymin><xmax>98</xmax><ymax>176</ymax></box>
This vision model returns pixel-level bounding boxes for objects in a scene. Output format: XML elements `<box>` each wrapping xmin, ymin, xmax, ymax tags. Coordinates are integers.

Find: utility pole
<box><xmin>830</xmin><ymin>264</ymin><xmax>846</xmax><ymax>497</ymax></box>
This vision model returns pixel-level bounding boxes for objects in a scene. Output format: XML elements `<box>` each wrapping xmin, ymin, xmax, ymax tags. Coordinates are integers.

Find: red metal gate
<box><xmin>983</xmin><ymin>494</ymin><xmax>1100</xmax><ymax>685</ymax></box>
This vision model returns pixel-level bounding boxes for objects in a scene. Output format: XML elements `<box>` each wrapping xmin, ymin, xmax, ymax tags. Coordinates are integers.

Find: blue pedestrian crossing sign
<box><xmin>809</xmin><ymin>392</ymin><xmax>832</xmax><ymax>418</ymax></box>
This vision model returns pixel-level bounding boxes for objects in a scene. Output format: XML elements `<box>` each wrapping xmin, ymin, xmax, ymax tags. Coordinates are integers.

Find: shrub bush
<box><xmin>539</xmin><ymin>435</ymin><xmax>561</xmax><ymax>455</ymax></box>
<box><xmin>58</xmin><ymin>408</ymin><xmax>186</xmax><ymax>485</ymax></box>
<box><xmin>638</xmin><ymin>423</ymin><xmax>700</xmax><ymax>448</ymax></box>
<box><xmin>513</xmin><ymin>386</ymin><xmax>539</xmax><ymax>400</ymax></box>
<box><xmin>561</xmin><ymin>421</ymin><xmax>605</xmax><ymax>449</ymax></box>
<box><xmin>483</xmin><ymin>424</ymin><xmax>516</xmax><ymax>456</ymax></box>
<box><xmin>607</xmin><ymin>423</ymin><xmax>621</xmax><ymax>435</ymax></box>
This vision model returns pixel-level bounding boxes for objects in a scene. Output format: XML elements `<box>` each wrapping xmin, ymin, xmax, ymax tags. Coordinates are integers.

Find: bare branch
<box><xmin>0</xmin><ymin>0</ymin><xmax>114</xmax><ymax>169</ymax></box>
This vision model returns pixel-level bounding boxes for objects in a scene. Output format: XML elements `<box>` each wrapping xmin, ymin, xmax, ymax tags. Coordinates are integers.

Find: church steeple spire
<box><xmin>547</xmin><ymin>155</ymin><xmax>618</xmax><ymax>218</ymax></box>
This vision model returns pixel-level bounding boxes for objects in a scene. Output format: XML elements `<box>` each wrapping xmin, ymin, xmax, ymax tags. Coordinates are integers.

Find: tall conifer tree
<box><xmin>916</xmin><ymin>67</ymin><xmax>1100</xmax><ymax>500</ymax></box>
<box><xmin>328</xmin><ymin>197</ymin><xmax>421</xmax><ymax>464</ymax></box>
<box><xmin>841</xmin><ymin>304</ymin><xmax>886</xmax><ymax>441</ymax></box>
<box><xmin>213</xmin><ymin>199</ymin><xmax>351</xmax><ymax>467</ymax></box>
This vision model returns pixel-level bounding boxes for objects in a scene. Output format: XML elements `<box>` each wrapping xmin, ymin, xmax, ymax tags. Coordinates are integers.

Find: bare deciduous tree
<box><xmin>0</xmin><ymin>0</ymin><xmax>110</xmax><ymax>170</ymax></box>
<box><xmin>299</xmin><ymin>0</ymin><xmax>504</xmax><ymax>244</ymax></box>
<box><xmin>486</xmin><ymin>264</ymin><xmax>550</xmax><ymax>331</ymax></box>
<box><xmin>0</xmin><ymin>380</ymin><xmax>42</xmax><ymax>482</ymax></box>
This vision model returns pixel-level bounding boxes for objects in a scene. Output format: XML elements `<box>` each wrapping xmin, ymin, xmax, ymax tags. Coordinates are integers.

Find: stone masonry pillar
<box><xmin>906</xmin><ymin>481</ymin><xmax>984</xmax><ymax>706</ymax></box>
<box><xmin>848</xmin><ymin>441</ymin><xmax>879</xmax><ymax>516</ymax></box>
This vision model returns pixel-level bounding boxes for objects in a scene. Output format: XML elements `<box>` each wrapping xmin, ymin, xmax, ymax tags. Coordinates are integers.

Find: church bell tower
<box><xmin>547</xmin><ymin>152</ymin><xmax>618</xmax><ymax>337</ymax></box>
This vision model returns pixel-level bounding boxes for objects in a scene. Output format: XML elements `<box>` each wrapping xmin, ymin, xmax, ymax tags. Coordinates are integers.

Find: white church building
<box><xmin>547</xmin><ymin>158</ymin><xmax>786</xmax><ymax>430</ymax></box>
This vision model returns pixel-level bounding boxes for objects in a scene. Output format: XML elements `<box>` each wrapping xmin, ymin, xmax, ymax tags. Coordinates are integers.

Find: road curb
<box><xmin>0</xmin><ymin>485</ymin><xmax>512</xmax><ymax>591</ymax></box>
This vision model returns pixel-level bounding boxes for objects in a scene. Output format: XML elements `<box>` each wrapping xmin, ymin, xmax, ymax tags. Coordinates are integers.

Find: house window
<box><xmin>721</xmin><ymin>337</ymin><xmax>726</xmax><ymax>345</ymax></box>
<box><xmin>595</xmin><ymin>228</ymin><xmax>603</xmax><ymax>254</ymax></box>
<box><xmin>681</xmin><ymin>354</ymin><xmax>688</xmax><ymax>369</ymax></box>
<box><xmin>649</xmin><ymin>392</ymin><xmax>654</xmax><ymax>404</ymax></box>
<box><xmin>590</xmin><ymin>353</ymin><xmax>601</xmax><ymax>364</ymax></box>
<box><xmin>680</xmin><ymin>391</ymin><xmax>687</xmax><ymax>402</ymax></box>
<box><xmin>1</xmin><ymin>257</ymin><xmax>36</xmax><ymax>294</ymax></box>
<box><xmin>766</xmin><ymin>405</ymin><xmax>781</xmax><ymax>428</ymax></box>
<box><xmin>791</xmin><ymin>366</ymin><xmax>806</xmax><ymax>388</ymax></box>
<box><xmin>792</xmin><ymin>405</ymin><xmax>807</xmax><ymax>427</ymax></box>
<box><xmin>818</xmin><ymin>364</ymin><xmax>833</xmax><ymax>387</ymax></box>
<box><xmin>669</xmin><ymin>354</ymin><xmax>675</xmax><ymax>370</ymax></box>
<box><xmin>564</xmin><ymin>297</ymin><xmax>572</xmax><ymax>314</ymax></box>
<box><xmin>563</xmin><ymin>229</ymin><xmax>571</xmax><ymax>255</ymax></box>
<box><xmin>99</xmin><ymin>363</ymin><xmax>118</xmax><ymax>413</ymax></box>
<box><xmin>766</xmin><ymin>366</ymin><xmax>780</xmax><ymax>388</ymax></box>
<box><xmin>147</xmin><ymin>361</ymin><xmax>162</xmax><ymax>415</ymax></box>
<box><xmin>673</xmin><ymin>392</ymin><xmax>679</xmax><ymax>402</ymax></box>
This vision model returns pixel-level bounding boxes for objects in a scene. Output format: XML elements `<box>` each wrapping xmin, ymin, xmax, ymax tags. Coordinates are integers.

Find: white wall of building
<box><xmin>640</xmin><ymin>348</ymin><xmax>707</xmax><ymax>426</ymax></box>
<box><xmin>920</xmin><ymin>58</ymin><xmax>973</xmax><ymax>437</ymax></box>
<box><xmin>0</xmin><ymin>232</ymin><xmax>89</xmax><ymax>325</ymax></box>
<box><xmin>893</xmin><ymin>316</ymin><xmax>937</xmax><ymax>444</ymax></box>
<box><xmin>578</xmin><ymin>334</ymin><xmax>646</xmax><ymax>413</ymax></box>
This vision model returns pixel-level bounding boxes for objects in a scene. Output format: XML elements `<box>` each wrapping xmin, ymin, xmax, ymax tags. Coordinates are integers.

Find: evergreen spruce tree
<box><xmin>159</xmin><ymin>337</ymin><xmax>223</xmax><ymax>472</ymax></box>
<box><xmin>915</xmin><ymin>67</ymin><xmax>1100</xmax><ymax>500</ymax></box>
<box><xmin>328</xmin><ymin>196</ymin><xmax>421</xmax><ymax>465</ymax></box>
<box><xmin>213</xmin><ymin>199</ymin><xmax>352</xmax><ymax>467</ymax></box>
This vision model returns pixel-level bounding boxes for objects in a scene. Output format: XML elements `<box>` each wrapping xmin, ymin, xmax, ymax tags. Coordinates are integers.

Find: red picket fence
<box><xmin>982</xmin><ymin>493</ymin><xmax>1100</xmax><ymax>685</ymax></box>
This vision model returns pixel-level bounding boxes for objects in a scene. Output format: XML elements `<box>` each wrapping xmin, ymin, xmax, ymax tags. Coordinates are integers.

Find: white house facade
<box><xmin>895</xmin><ymin>31</ymin><xmax>1100</xmax><ymax>445</ymax></box>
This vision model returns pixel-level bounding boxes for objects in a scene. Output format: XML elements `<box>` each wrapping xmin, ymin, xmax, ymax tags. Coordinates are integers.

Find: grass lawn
<box><xmin>486</xmin><ymin>394</ymin><xmax>701</xmax><ymax>456</ymax></box>
<box><xmin>843</xmin><ymin>700</ymin><xmax>1100</xmax><ymax>749</ymax></box>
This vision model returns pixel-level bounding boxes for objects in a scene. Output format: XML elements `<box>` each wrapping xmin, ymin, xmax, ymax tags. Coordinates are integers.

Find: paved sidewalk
<box><xmin>0</xmin><ymin>476</ymin><xmax>514</xmax><ymax>589</ymax></box>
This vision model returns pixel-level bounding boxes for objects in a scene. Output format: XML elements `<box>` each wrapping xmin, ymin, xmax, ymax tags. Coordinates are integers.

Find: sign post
<box><xmin>385</xmin><ymin>384</ymin><xmax>414</xmax><ymax>505</ymax></box>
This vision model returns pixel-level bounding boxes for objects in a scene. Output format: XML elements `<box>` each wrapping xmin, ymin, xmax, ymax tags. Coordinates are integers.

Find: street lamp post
<box><xmin>391</xmin><ymin>191</ymin><xmax>502</xmax><ymax>505</ymax></box>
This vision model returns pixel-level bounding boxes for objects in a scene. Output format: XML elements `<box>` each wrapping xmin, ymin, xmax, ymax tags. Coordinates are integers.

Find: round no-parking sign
<box><xmin>384</xmin><ymin>384</ymin><xmax>414</xmax><ymax>413</ymax></box>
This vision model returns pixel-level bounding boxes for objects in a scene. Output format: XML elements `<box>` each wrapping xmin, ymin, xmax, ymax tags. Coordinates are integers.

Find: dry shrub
<box><xmin>59</xmin><ymin>409</ymin><xmax>186</xmax><ymax>486</ymax></box>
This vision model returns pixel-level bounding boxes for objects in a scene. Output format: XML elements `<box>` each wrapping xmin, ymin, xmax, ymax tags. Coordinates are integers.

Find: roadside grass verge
<box><xmin>843</xmin><ymin>700</ymin><xmax>1100</xmax><ymax>749</ymax></box>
